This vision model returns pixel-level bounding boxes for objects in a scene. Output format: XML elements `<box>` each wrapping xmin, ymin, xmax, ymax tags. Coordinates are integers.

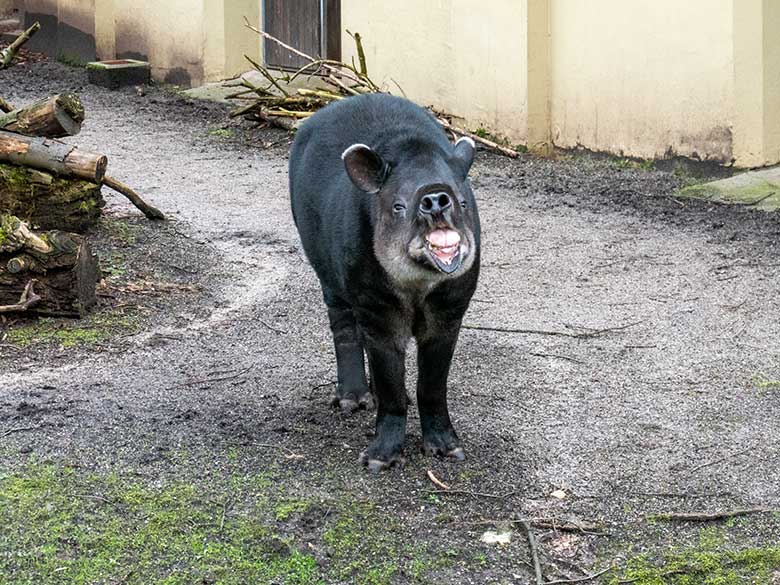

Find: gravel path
<box><xmin>1</xmin><ymin>61</ymin><xmax>779</xmax><ymax>583</ymax></box>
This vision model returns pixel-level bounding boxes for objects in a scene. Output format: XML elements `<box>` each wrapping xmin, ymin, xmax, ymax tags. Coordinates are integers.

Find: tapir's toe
<box><xmin>358</xmin><ymin>450</ymin><xmax>406</xmax><ymax>473</ymax></box>
<box><xmin>422</xmin><ymin>432</ymin><xmax>465</xmax><ymax>461</ymax></box>
<box><xmin>331</xmin><ymin>387</ymin><xmax>374</xmax><ymax>415</ymax></box>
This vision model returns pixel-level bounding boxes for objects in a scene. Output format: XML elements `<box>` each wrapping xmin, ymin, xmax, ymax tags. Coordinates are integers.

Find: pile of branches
<box><xmin>231</xmin><ymin>20</ymin><xmax>519</xmax><ymax>158</ymax></box>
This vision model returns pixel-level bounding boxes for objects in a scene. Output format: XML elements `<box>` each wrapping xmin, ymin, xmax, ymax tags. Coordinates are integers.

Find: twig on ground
<box><xmin>468</xmin><ymin>517</ymin><xmax>607</xmax><ymax>536</ymax></box>
<box><xmin>247</xmin><ymin>442</ymin><xmax>305</xmax><ymax>460</ymax></box>
<box><xmin>258</xmin><ymin>319</ymin><xmax>287</xmax><ymax>335</ymax></box>
<box><xmin>103</xmin><ymin>175</ymin><xmax>165</xmax><ymax>220</ymax></box>
<box><xmin>647</xmin><ymin>508</ymin><xmax>772</xmax><ymax>522</ymax></box>
<box><xmin>464</xmin><ymin>320</ymin><xmax>643</xmax><ymax>339</ymax></box>
<box><xmin>430</xmin><ymin>489</ymin><xmax>516</xmax><ymax>500</ymax></box>
<box><xmin>181</xmin><ymin>365</ymin><xmax>254</xmax><ymax>387</ymax></box>
<box><xmin>529</xmin><ymin>352</ymin><xmax>584</xmax><ymax>365</ymax></box>
<box><xmin>690</xmin><ymin>443</ymin><xmax>757</xmax><ymax>472</ymax></box>
<box><xmin>522</xmin><ymin>521</ymin><xmax>544</xmax><ymax>585</ymax></box>
<box><xmin>630</xmin><ymin>491</ymin><xmax>734</xmax><ymax>499</ymax></box>
<box><xmin>1</xmin><ymin>424</ymin><xmax>41</xmax><ymax>439</ymax></box>
<box><xmin>543</xmin><ymin>566</ymin><xmax>616</xmax><ymax>585</ymax></box>
<box><xmin>0</xmin><ymin>280</ymin><xmax>41</xmax><ymax>314</ymax></box>
<box><xmin>427</xmin><ymin>470</ymin><xmax>450</xmax><ymax>490</ymax></box>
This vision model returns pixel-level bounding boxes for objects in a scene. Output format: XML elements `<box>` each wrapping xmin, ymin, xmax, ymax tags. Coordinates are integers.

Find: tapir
<box><xmin>289</xmin><ymin>94</ymin><xmax>481</xmax><ymax>471</ymax></box>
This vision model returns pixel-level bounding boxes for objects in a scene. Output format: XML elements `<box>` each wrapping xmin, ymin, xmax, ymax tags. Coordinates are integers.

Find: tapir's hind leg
<box><xmin>326</xmin><ymin>302</ymin><xmax>374</xmax><ymax>413</ymax></box>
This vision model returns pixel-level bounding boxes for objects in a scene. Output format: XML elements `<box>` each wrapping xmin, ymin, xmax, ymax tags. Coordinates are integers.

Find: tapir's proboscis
<box><xmin>289</xmin><ymin>94</ymin><xmax>481</xmax><ymax>471</ymax></box>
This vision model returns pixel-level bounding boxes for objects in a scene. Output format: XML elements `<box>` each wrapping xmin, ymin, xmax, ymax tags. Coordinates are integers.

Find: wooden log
<box><xmin>0</xmin><ymin>130</ymin><xmax>107</xmax><ymax>183</ymax></box>
<box><xmin>0</xmin><ymin>98</ymin><xmax>15</xmax><ymax>114</ymax></box>
<box><xmin>0</xmin><ymin>215</ymin><xmax>99</xmax><ymax>316</ymax></box>
<box><xmin>0</xmin><ymin>22</ymin><xmax>41</xmax><ymax>69</ymax></box>
<box><xmin>0</xmin><ymin>93</ymin><xmax>85</xmax><ymax>137</ymax></box>
<box><xmin>0</xmin><ymin>163</ymin><xmax>104</xmax><ymax>233</ymax></box>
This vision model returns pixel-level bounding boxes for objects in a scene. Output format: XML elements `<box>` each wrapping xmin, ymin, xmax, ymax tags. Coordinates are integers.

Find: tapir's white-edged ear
<box><xmin>453</xmin><ymin>136</ymin><xmax>476</xmax><ymax>176</ymax></box>
<box><xmin>342</xmin><ymin>143</ymin><xmax>389</xmax><ymax>193</ymax></box>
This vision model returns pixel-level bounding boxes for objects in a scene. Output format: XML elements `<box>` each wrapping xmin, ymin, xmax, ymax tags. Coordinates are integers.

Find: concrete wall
<box><xmin>16</xmin><ymin>0</ymin><xmax>261</xmax><ymax>87</ymax></box>
<box><xmin>11</xmin><ymin>0</ymin><xmax>780</xmax><ymax>167</ymax></box>
<box><xmin>550</xmin><ymin>0</ymin><xmax>735</xmax><ymax>163</ymax></box>
<box><xmin>341</xmin><ymin>0</ymin><xmax>529</xmax><ymax>143</ymax></box>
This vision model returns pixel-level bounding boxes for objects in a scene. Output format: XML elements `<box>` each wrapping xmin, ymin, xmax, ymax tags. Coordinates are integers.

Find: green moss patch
<box><xmin>609</xmin><ymin>528</ymin><xmax>780</xmax><ymax>585</ymax></box>
<box><xmin>3</xmin><ymin>309</ymin><xmax>140</xmax><ymax>348</ymax></box>
<box><xmin>0</xmin><ymin>461</ymin><xmax>452</xmax><ymax>585</ymax></box>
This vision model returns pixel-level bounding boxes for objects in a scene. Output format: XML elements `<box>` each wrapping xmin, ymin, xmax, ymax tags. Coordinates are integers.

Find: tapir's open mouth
<box><xmin>425</xmin><ymin>228</ymin><xmax>462</xmax><ymax>274</ymax></box>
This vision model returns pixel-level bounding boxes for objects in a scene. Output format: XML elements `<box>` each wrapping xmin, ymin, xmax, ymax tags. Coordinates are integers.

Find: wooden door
<box><xmin>263</xmin><ymin>0</ymin><xmax>341</xmax><ymax>70</ymax></box>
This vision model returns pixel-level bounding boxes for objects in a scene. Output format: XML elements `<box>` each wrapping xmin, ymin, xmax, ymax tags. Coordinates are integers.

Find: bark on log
<box><xmin>0</xmin><ymin>162</ymin><xmax>104</xmax><ymax>232</ymax></box>
<box><xmin>0</xmin><ymin>130</ymin><xmax>107</xmax><ymax>183</ymax></box>
<box><xmin>0</xmin><ymin>215</ymin><xmax>98</xmax><ymax>316</ymax></box>
<box><xmin>0</xmin><ymin>93</ymin><xmax>85</xmax><ymax>137</ymax></box>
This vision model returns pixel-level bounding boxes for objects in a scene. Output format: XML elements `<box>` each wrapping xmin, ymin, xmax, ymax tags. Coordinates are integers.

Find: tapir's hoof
<box><xmin>422</xmin><ymin>434</ymin><xmax>465</xmax><ymax>461</ymax></box>
<box><xmin>358</xmin><ymin>450</ymin><xmax>405</xmax><ymax>472</ymax></box>
<box><xmin>331</xmin><ymin>392</ymin><xmax>374</xmax><ymax>415</ymax></box>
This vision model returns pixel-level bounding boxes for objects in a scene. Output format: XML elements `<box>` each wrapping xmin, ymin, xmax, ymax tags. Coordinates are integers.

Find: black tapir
<box><xmin>289</xmin><ymin>94</ymin><xmax>481</xmax><ymax>471</ymax></box>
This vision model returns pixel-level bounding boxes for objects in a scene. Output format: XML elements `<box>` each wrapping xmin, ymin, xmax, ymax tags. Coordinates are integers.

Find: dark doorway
<box><xmin>263</xmin><ymin>0</ymin><xmax>341</xmax><ymax>70</ymax></box>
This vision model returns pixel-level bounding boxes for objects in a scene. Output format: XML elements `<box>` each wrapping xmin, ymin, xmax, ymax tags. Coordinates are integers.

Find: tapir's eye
<box><xmin>393</xmin><ymin>203</ymin><xmax>406</xmax><ymax>213</ymax></box>
<box><xmin>460</xmin><ymin>200</ymin><xmax>467</xmax><ymax>209</ymax></box>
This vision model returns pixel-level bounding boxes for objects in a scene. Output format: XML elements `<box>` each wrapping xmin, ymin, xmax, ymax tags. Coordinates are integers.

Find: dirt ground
<box><xmin>1</xmin><ymin>61</ymin><xmax>780</xmax><ymax>585</ymax></box>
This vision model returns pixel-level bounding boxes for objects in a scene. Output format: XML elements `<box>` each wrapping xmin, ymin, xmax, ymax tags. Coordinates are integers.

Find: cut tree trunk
<box><xmin>0</xmin><ymin>162</ymin><xmax>104</xmax><ymax>232</ymax></box>
<box><xmin>0</xmin><ymin>93</ymin><xmax>85</xmax><ymax>137</ymax></box>
<box><xmin>0</xmin><ymin>130</ymin><xmax>107</xmax><ymax>183</ymax></box>
<box><xmin>0</xmin><ymin>215</ymin><xmax>99</xmax><ymax>316</ymax></box>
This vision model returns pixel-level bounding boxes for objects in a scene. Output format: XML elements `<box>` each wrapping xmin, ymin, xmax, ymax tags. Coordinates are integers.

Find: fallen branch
<box><xmin>647</xmin><ymin>508</ymin><xmax>772</xmax><ymax>522</ymax></box>
<box><xmin>438</xmin><ymin>117</ymin><xmax>520</xmax><ymax>159</ymax></box>
<box><xmin>102</xmin><ymin>175</ymin><xmax>165</xmax><ymax>220</ymax></box>
<box><xmin>426</xmin><ymin>470</ymin><xmax>450</xmax><ymax>490</ymax></box>
<box><xmin>0</xmin><ymin>21</ymin><xmax>41</xmax><ymax>69</ymax></box>
<box><xmin>522</xmin><ymin>521</ymin><xmax>544</xmax><ymax>585</ymax></box>
<box><xmin>0</xmin><ymin>279</ymin><xmax>41</xmax><ymax>313</ymax></box>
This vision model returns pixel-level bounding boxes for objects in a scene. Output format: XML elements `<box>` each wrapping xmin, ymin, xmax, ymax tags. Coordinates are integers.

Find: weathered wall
<box><xmin>203</xmin><ymin>0</ymin><xmax>262</xmax><ymax>84</ymax></box>
<box><xmin>0</xmin><ymin>0</ymin><xmax>16</xmax><ymax>16</ymax></box>
<box><xmin>550</xmin><ymin>0</ymin><xmax>735</xmax><ymax>163</ymax></box>
<box><xmin>112</xmin><ymin>0</ymin><xmax>204</xmax><ymax>86</ymax></box>
<box><xmin>341</xmin><ymin>0</ymin><xmax>529</xmax><ymax>143</ymax></box>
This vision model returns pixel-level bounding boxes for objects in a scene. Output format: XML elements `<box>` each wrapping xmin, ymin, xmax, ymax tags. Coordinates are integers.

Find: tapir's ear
<box><xmin>452</xmin><ymin>136</ymin><xmax>476</xmax><ymax>176</ymax></box>
<box><xmin>342</xmin><ymin>143</ymin><xmax>389</xmax><ymax>194</ymax></box>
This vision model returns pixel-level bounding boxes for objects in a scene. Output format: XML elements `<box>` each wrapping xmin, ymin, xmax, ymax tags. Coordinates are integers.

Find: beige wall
<box><xmin>550</xmin><ymin>0</ymin><xmax>735</xmax><ymax>163</ymax></box>
<box><xmin>203</xmin><ymin>0</ymin><xmax>262</xmax><ymax>84</ymax></box>
<box><xmin>12</xmin><ymin>0</ymin><xmax>780</xmax><ymax>167</ymax></box>
<box><xmin>341</xmin><ymin>0</ymin><xmax>529</xmax><ymax>143</ymax></box>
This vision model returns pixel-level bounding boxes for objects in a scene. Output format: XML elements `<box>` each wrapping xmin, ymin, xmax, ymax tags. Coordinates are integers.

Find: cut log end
<box><xmin>0</xmin><ymin>216</ymin><xmax>99</xmax><ymax>316</ymax></box>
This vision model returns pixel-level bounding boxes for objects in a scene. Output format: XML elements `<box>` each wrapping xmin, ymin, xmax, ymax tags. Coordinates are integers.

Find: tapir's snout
<box><xmin>419</xmin><ymin>192</ymin><xmax>453</xmax><ymax>216</ymax></box>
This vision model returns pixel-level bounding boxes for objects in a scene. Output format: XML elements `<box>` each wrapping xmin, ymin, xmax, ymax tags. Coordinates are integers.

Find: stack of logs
<box><xmin>0</xmin><ymin>92</ymin><xmax>164</xmax><ymax>316</ymax></box>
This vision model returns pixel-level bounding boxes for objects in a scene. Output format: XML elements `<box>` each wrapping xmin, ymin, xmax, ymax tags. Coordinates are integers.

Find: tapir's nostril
<box><xmin>420</xmin><ymin>192</ymin><xmax>452</xmax><ymax>215</ymax></box>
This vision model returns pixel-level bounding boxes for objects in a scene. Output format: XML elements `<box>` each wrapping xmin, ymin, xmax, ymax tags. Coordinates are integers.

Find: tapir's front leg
<box><xmin>358</xmin><ymin>333</ymin><xmax>408</xmax><ymax>472</ymax></box>
<box><xmin>416</xmin><ymin>321</ymin><xmax>465</xmax><ymax>460</ymax></box>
